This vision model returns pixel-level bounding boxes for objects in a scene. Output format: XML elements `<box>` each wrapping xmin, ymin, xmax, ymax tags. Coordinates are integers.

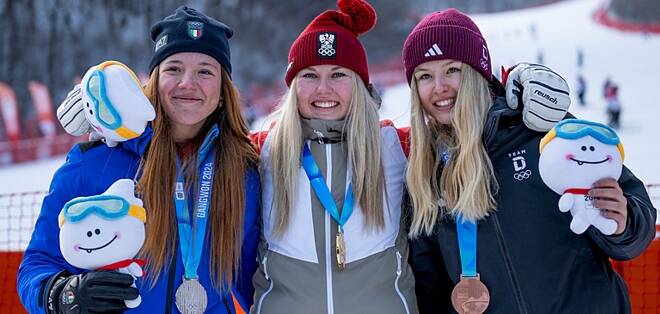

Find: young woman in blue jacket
<box><xmin>17</xmin><ymin>7</ymin><xmax>259</xmax><ymax>314</ymax></box>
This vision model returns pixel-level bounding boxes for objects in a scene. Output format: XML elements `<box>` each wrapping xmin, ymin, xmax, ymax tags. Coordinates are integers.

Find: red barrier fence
<box><xmin>0</xmin><ymin>134</ymin><xmax>84</xmax><ymax>166</ymax></box>
<box><xmin>612</xmin><ymin>224</ymin><xmax>660</xmax><ymax>313</ymax></box>
<box><xmin>0</xmin><ymin>191</ymin><xmax>44</xmax><ymax>313</ymax></box>
<box><xmin>593</xmin><ymin>5</ymin><xmax>660</xmax><ymax>34</ymax></box>
<box><xmin>1</xmin><ymin>187</ymin><xmax>658</xmax><ymax>312</ymax></box>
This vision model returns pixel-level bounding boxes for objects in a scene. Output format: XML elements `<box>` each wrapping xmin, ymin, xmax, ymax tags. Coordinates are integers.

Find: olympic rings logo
<box><xmin>318</xmin><ymin>47</ymin><xmax>335</xmax><ymax>57</ymax></box>
<box><xmin>513</xmin><ymin>169</ymin><xmax>532</xmax><ymax>181</ymax></box>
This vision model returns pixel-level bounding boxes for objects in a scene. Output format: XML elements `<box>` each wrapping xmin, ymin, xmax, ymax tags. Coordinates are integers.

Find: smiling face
<box><xmin>60</xmin><ymin>214</ymin><xmax>145</xmax><ymax>269</ymax></box>
<box><xmin>295</xmin><ymin>65</ymin><xmax>354</xmax><ymax>121</ymax></box>
<box><xmin>158</xmin><ymin>52</ymin><xmax>222</xmax><ymax>142</ymax></box>
<box><xmin>413</xmin><ymin>59</ymin><xmax>463</xmax><ymax>125</ymax></box>
<box><xmin>539</xmin><ymin>135</ymin><xmax>623</xmax><ymax>194</ymax></box>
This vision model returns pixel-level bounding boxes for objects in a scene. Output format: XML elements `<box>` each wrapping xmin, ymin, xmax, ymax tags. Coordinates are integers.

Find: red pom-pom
<box><xmin>337</xmin><ymin>0</ymin><xmax>376</xmax><ymax>35</ymax></box>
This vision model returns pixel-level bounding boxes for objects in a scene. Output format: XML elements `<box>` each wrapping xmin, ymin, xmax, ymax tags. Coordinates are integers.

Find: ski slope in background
<box><xmin>1</xmin><ymin>0</ymin><xmax>658</xmax><ymax>209</ymax></box>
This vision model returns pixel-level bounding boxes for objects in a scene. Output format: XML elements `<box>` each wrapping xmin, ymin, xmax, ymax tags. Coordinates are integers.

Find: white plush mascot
<box><xmin>59</xmin><ymin>179</ymin><xmax>147</xmax><ymax>308</ymax></box>
<box><xmin>539</xmin><ymin>119</ymin><xmax>624</xmax><ymax>235</ymax></box>
<box><xmin>59</xmin><ymin>60</ymin><xmax>155</xmax><ymax>147</ymax></box>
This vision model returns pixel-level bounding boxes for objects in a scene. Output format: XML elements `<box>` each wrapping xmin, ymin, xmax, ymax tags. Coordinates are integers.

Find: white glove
<box><xmin>57</xmin><ymin>84</ymin><xmax>92</xmax><ymax>136</ymax></box>
<box><xmin>505</xmin><ymin>63</ymin><xmax>571</xmax><ymax>132</ymax></box>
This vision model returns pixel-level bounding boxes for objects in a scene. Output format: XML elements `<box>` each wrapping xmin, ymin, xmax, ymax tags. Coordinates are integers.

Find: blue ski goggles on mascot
<box><xmin>85</xmin><ymin>61</ymin><xmax>141</xmax><ymax>139</ymax></box>
<box><xmin>58</xmin><ymin>194</ymin><xmax>146</xmax><ymax>227</ymax></box>
<box><xmin>554</xmin><ymin>119</ymin><xmax>620</xmax><ymax>145</ymax></box>
<box><xmin>540</xmin><ymin>118</ymin><xmax>624</xmax><ymax>160</ymax></box>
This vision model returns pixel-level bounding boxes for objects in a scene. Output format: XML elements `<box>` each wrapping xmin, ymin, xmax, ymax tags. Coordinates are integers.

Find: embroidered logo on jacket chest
<box><xmin>508</xmin><ymin>149</ymin><xmax>531</xmax><ymax>181</ymax></box>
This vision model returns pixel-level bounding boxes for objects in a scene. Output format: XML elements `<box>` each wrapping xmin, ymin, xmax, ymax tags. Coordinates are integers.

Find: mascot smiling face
<box><xmin>59</xmin><ymin>179</ymin><xmax>146</xmax><ymax>270</ymax></box>
<box><xmin>538</xmin><ymin>119</ymin><xmax>624</xmax><ymax>235</ymax></box>
<box><xmin>539</xmin><ymin>119</ymin><xmax>624</xmax><ymax>194</ymax></box>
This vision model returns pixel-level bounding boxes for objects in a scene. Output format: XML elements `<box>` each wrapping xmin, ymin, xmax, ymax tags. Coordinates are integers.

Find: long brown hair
<box><xmin>138</xmin><ymin>67</ymin><xmax>258</xmax><ymax>289</ymax></box>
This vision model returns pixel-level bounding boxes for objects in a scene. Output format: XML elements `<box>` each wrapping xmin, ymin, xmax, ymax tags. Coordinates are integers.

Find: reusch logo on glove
<box><xmin>534</xmin><ymin>89</ymin><xmax>558</xmax><ymax>105</ymax></box>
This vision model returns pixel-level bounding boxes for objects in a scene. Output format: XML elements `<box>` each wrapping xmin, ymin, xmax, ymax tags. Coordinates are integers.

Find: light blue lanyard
<box><xmin>443</xmin><ymin>149</ymin><xmax>478</xmax><ymax>277</ymax></box>
<box><xmin>456</xmin><ymin>213</ymin><xmax>478</xmax><ymax>277</ymax></box>
<box><xmin>174</xmin><ymin>150</ymin><xmax>215</xmax><ymax>280</ymax></box>
<box><xmin>301</xmin><ymin>143</ymin><xmax>354</xmax><ymax>232</ymax></box>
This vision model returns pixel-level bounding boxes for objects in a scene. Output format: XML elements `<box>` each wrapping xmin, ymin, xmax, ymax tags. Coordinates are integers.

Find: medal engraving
<box><xmin>175</xmin><ymin>278</ymin><xmax>208</xmax><ymax>314</ymax></box>
<box><xmin>451</xmin><ymin>274</ymin><xmax>490</xmax><ymax>314</ymax></box>
<box><xmin>336</xmin><ymin>231</ymin><xmax>346</xmax><ymax>271</ymax></box>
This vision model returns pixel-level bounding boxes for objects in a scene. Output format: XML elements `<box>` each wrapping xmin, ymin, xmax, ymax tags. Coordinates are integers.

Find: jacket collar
<box><xmin>197</xmin><ymin>124</ymin><xmax>220</xmax><ymax>163</ymax></box>
<box><xmin>120</xmin><ymin>123</ymin><xmax>220</xmax><ymax>162</ymax></box>
<box><xmin>483</xmin><ymin>96</ymin><xmax>522</xmax><ymax>152</ymax></box>
<box><xmin>301</xmin><ymin>118</ymin><xmax>346</xmax><ymax>144</ymax></box>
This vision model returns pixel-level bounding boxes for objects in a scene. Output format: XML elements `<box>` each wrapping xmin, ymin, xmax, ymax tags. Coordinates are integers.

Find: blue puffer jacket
<box><xmin>17</xmin><ymin>125</ymin><xmax>260</xmax><ymax>314</ymax></box>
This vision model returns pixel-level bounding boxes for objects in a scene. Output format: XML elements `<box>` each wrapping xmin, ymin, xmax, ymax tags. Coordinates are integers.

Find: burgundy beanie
<box><xmin>402</xmin><ymin>8</ymin><xmax>492</xmax><ymax>85</ymax></box>
<box><xmin>284</xmin><ymin>0</ymin><xmax>376</xmax><ymax>86</ymax></box>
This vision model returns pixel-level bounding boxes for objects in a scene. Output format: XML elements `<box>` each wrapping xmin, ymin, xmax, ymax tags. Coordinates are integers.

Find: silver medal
<box><xmin>175</xmin><ymin>278</ymin><xmax>208</xmax><ymax>314</ymax></box>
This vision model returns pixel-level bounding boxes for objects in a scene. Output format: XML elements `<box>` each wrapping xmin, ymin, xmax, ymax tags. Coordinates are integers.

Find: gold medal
<box><xmin>336</xmin><ymin>230</ymin><xmax>346</xmax><ymax>271</ymax></box>
<box><xmin>450</xmin><ymin>274</ymin><xmax>490</xmax><ymax>314</ymax></box>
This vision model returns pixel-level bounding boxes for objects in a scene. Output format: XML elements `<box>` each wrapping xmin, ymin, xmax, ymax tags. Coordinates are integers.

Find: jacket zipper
<box><xmin>324</xmin><ymin>143</ymin><xmax>335</xmax><ymax>314</ymax></box>
<box><xmin>492</xmin><ymin>214</ymin><xmax>528</xmax><ymax>314</ymax></box>
<box><xmin>256</xmin><ymin>255</ymin><xmax>273</xmax><ymax>314</ymax></box>
<box><xmin>395</xmin><ymin>251</ymin><xmax>411</xmax><ymax>314</ymax></box>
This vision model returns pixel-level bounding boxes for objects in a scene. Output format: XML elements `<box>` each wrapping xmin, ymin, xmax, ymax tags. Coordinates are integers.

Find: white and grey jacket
<box><xmin>251</xmin><ymin>118</ymin><xmax>418</xmax><ymax>314</ymax></box>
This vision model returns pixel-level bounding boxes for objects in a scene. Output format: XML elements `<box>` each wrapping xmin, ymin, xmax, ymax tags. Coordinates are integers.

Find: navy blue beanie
<box><xmin>149</xmin><ymin>6</ymin><xmax>233</xmax><ymax>75</ymax></box>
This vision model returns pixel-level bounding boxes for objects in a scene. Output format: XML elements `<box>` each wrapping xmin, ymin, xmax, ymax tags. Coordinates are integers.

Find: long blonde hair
<box><xmin>408</xmin><ymin>64</ymin><xmax>498</xmax><ymax>236</ymax></box>
<box><xmin>138</xmin><ymin>67</ymin><xmax>258</xmax><ymax>289</ymax></box>
<box><xmin>268</xmin><ymin>72</ymin><xmax>385</xmax><ymax>236</ymax></box>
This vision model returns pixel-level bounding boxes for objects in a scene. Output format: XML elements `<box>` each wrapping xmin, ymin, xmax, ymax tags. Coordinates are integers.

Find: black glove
<box><xmin>43</xmin><ymin>270</ymin><xmax>139</xmax><ymax>314</ymax></box>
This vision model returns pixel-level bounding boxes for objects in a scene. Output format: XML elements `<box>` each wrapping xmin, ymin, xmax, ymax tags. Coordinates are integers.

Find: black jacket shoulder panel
<box><xmin>77</xmin><ymin>139</ymin><xmax>105</xmax><ymax>153</ymax></box>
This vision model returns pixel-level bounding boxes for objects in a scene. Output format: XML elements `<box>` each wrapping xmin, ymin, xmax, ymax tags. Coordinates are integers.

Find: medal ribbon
<box><xmin>443</xmin><ymin>149</ymin><xmax>478</xmax><ymax>277</ymax></box>
<box><xmin>456</xmin><ymin>213</ymin><xmax>478</xmax><ymax>277</ymax></box>
<box><xmin>301</xmin><ymin>143</ymin><xmax>353</xmax><ymax>231</ymax></box>
<box><xmin>174</xmin><ymin>150</ymin><xmax>215</xmax><ymax>280</ymax></box>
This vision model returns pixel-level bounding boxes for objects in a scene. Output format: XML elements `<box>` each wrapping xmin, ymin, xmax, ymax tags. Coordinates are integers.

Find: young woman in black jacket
<box><xmin>403</xmin><ymin>8</ymin><xmax>656</xmax><ymax>314</ymax></box>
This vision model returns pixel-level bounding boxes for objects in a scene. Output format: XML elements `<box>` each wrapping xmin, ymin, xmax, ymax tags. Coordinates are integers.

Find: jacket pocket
<box><xmin>256</xmin><ymin>253</ymin><xmax>273</xmax><ymax>314</ymax></box>
<box><xmin>395</xmin><ymin>251</ymin><xmax>411</xmax><ymax>314</ymax></box>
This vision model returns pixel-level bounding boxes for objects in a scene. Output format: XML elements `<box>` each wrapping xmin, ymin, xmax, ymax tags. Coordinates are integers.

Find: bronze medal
<box><xmin>451</xmin><ymin>274</ymin><xmax>490</xmax><ymax>314</ymax></box>
<box><xmin>336</xmin><ymin>230</ymin><xmax>346</xmax><ymax>271</ymax></box>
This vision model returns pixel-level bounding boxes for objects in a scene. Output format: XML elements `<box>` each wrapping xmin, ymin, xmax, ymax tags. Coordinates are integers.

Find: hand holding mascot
<box><xmin>539</xmin><ymin>119</ymin><xmax>626</xmax><ymax>235</ymax></box>
<box><xmin>59</xmin><ymin>179</ymin><xmax>147</xmax><ymax>308</ymax></box>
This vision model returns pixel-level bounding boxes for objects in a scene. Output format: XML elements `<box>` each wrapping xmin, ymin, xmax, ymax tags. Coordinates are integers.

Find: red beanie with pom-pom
<box><xmin>284</xmin><ymin>0</ymin><xmax>376</xmax><ymax>86</ymax></box>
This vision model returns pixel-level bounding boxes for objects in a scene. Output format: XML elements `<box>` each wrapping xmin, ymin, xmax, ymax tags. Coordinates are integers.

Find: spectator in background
<box><xmin>576</xmin><ymin>74</ymin><xmax>586</xmax><ymax>106</ymax></box>
<box><xmin>536</xmin><ymin>49</ymin><xmax>544</xmax><ymax>64</ymax></box>
<box><xmin>606</xmin><ymin>83</ymin><xmax>622</xmax><ymax>129</ymax></box>
<box><xmin>603</xmin><ymin>76</ymin><xmax>612</xmax><ymax>99</ymax></box>
<box><xmin>577</xmin><ymin>47</ymin><xmax>584</xmax><ymax>69</ymax></box>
